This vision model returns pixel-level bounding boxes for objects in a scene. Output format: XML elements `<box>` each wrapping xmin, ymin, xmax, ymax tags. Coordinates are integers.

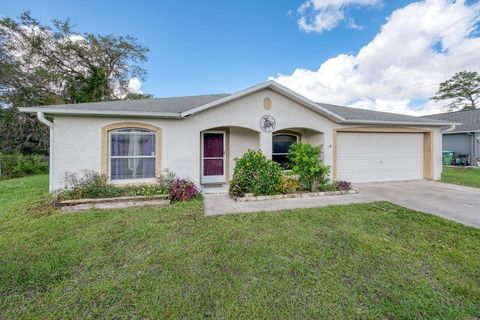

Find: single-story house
<box><xmin>423</xmin><ymin>109</ymin><xmax>480</xmax><ymax>166</ymax></box>
<box><xmin>19</xmin><ymin>81</ymin><xmax>456</xmax><ymax>192</ymax></box>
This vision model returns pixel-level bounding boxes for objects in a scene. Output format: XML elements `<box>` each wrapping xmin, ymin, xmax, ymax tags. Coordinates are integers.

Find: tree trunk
<box><xmin>311</xmin><ymin>177</ymin><xmax>319</xmax><ymax>192</ymax></box>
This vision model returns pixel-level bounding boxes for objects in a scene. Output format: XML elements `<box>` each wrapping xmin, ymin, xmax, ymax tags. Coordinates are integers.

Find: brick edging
<box><xmin>59</xmin><ymin>194</ymin><xmax>169</xmax><ymax>206</ymax></box>
<box><xmin>235</xmin><ymin>189</ymin><xmax>358</xmax><ymax>202</ymax></box>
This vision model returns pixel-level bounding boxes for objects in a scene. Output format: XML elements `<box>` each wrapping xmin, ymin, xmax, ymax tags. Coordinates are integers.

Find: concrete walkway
<box><xmin>204</xmin><ymin>181</ymin><xmax>480</xmax><ymax>228</ymax></box>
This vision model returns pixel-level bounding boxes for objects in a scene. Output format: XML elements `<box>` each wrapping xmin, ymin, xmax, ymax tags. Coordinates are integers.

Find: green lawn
<box><xmin>1</xmin><ymin>175</ymin><xmax>479</xmax><ymax>319</ymax></box>
<box><xmin>442</xmin><ymin>166</ymin><xmax>480</xmax><ymax>188</ymax></box>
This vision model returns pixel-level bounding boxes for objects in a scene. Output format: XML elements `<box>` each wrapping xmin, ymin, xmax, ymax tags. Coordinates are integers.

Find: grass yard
<box><xmin>1</xmin><ymin>175</ymin><xmax>479</xmax><ymax>319</ymax></box>
<box><xmin>442</xmin><ymin>166</ymin><xmax>480</xmax><ymax>188</ymax></box>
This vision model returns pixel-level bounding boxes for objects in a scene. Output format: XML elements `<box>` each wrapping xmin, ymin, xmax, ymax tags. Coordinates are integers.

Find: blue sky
<box><xmin>1</xmin><ymin>0</ymin><xmax>479</xmax><ymax>115</ymax></box>
<box><xmin>1</xmin><ymin>0</ymin><xmax>413</xmax><ymax>95</ymax></box>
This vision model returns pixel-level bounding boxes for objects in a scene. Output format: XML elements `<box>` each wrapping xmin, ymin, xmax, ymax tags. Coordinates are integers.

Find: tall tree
<box><xmin>0</xmin><ymin>11</ymin><xmax>150</xmax><ymax>154</ymax></box>
<box><xmin>431</xmin><ymin>70</ymin><xmax>480</xmax><ymax>111</ymax></box>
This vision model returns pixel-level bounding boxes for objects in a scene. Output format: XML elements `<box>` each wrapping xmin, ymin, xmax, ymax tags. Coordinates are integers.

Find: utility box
<box><xmin>442</xmin><ymin>151</ymin><xmax>454</xmax><ymax>165</ymax></box>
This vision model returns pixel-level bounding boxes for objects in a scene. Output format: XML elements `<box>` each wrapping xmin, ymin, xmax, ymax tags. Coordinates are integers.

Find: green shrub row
<box><xmin>0</xmin><ymin>153</ymin><xmax>48</xmax><ymax>179</ymax></box>
<box><xmin>56</xmin><ymin>169</ymin><xmax>199</xmax><ymax>202</ymax></box>
<box><xmin>229</xmin><ymin>144</ymin><xmax>350</xmax><ymax>199</ymax></box>
<box><xmin>56</xmin><ymin>171</ymin><xmax>166</xmax><ymax>200</ymax></box>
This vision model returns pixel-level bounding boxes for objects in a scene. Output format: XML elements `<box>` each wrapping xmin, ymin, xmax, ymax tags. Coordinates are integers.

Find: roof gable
<box><xmin>180</xmin><ymin>81</ymin><xmax>346</xmax><ymax>122</ymax></box>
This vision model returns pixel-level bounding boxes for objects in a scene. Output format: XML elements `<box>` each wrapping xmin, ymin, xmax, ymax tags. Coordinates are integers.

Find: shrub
<box><xmin>230</xmin><ymin>150</ymin><xmax>282</xmax><ymax>196</ymax></box>
<box><xmin>170</xmin><ymin>178</ymin><xmax>199</xmax><ymax>201</ymax></box>
<box><xmin>229</xmin><ymin>177</ymin><xmax>245</xmax><ymax>199</ymax></box>
<box><xmin>57</xmin><ymin>170</ymin><xmax>167</xmax><ymax>200</ymax></box>
<box><xmin>333</xmin><ymin>180</ymin><xmax>352</xmax><ymax>191</ymax></box>
<box><xmin>279</xmin><ymin>174</ymin><xmax>300</xmax><ymax>194</ymax></box>
<box><xmin>121</xmin><ymin>184</ymin><xmax>167</xmax><ymax>196</ymax></box>
<box><xmin>58</xmin><ymin>171</ymin><xmax>120</xmax><ymax>200</ymax></box>
<box><xmin>0</xmin><ymin>153</ymin><xmax>48</xmax><ymax>179</ymax></box>
<box><xmin>156</xmin><ymin>169</ymin><xmax>177</xmax><ymax>193</ymax></box>
<box><xmin>288</xmin><ymin>143</ymin><xmax>330</xmax><ymax>191</ymax></box>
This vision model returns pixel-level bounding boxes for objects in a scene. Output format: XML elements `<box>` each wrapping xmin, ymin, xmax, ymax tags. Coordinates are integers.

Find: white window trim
<box><xmin>110</xmin><ymin>131</ymin><xmax>155</xmax><ymax>135</ymax></box>
<box><xmin>110</xmin><ymin>178</ymin><xmax>157</xmax><ymax>185</ymax></box>
<box><xmin>109</xmin><ymin>128</ymin><xmax>157</xmax><ymax>181</ymax></box>
<box><xmin>110</xmin><ymin>156</ymin><xmax>156</xmax><ymax>159</ymax></box>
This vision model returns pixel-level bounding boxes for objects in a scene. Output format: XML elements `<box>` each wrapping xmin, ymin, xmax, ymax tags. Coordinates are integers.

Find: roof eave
<box><xmin>443</xmin><ymin>129</ymin><xmax>480</xmax><ymax>134</ymax></box>
<box><xmin>18</xmin><ymin>107</ymin><xmax>182</xmax><ymax>119</ymax></box>
<box><xmin>343</xmin><ymin>119</ymin><xmax>458</xmax><ymax>126</ymax></box>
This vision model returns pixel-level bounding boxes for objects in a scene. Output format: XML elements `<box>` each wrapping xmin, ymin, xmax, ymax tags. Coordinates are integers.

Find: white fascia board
<box><xmin>267</xmin><ymin>81</ymin><xmax>346</xmax><ymax>122</ymax></box>
<box><xmin>343</xmin><ymin>119</ymin><xmax>459</xmax><ymax>127</ymax></box>
<box><xmin>179</xmin><ymin>82</ymin><xmax>270</xmax><ymax>117</ymax></box>
<box><xmin>180</xmin><ymin>80</ymin><xmax>347</xmax><ymax>122</ymax></box>
<box><xmin>443</xmin><ymin>130</ymin><xmax>480</xmax><ymax>134</ymax></box>
<box><xmin>18</xmin><ymin>107</ymin><xmax>182</xmax><ymax>119</ymax></box>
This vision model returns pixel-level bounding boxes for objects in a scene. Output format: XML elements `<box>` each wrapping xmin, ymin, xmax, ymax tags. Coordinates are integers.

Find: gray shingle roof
<box><xmin>31</xmin><ymin>94</ymin><xmax>230</xmax><ymax>114</ymax></box>
<box><xmin>422</xmin><ymin>109</ymin><xmax>480</xmax><ymax>132</ymax></box>
<box><xmin>19</xmin><ymin>80</ymin><xmax>451</xmax><ymax>125</ymax></box>
<box><xmin>317</xmin><ymin>102</ymin><xmax>446</xmax><ymax>124</ymax></box>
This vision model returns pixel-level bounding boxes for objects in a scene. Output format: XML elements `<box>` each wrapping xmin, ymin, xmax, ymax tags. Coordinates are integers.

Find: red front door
<box><xmin>202</xmin><ymin>132</ymin><xmax>225</xmax><ymax>183</ymax></box>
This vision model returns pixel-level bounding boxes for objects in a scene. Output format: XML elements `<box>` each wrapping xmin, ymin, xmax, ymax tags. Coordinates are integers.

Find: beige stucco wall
<box><xmin>434</xmin><ymin>127</ymin><xmax>443</xmax><ymax>180</ymax></box>
<box><xmin>50</xmin><ymin>88</ymin><xmax>443</xmax><ymax>190</ymax></box>
<box><xmin>228</xmin><ymin>127</ymin><xmax>259</xmax><ymax>179</ymax></box>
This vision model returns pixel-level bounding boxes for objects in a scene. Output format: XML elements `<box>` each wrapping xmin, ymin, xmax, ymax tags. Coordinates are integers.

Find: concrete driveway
<box><xmin>358</xmin><ymin>181</ymin><xmax>480</xmax><ymax>228</ymax></box>
<box><xmin>204</xmin><ymin>181</ymin><xmax>480</xmax><ymax>228</ymax></box>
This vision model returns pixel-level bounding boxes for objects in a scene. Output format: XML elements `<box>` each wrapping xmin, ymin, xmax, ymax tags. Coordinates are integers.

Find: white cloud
<box><xmin>274</xmin><ymin>0</ymin><xmax>480</xmax><ymax>115</ymax></box>
<box><xmin>346</xmin><ymin>17</ymin><xmax>364</xmax><ymax>30</ymax></box>
<box><xmin>128</xmin><ymin>77</ymin><xmax>143</xmax><ymax>94</ymax></box>
<box><xmin>297</xmin><ymin>0</ymin><xmax>381</xmax><ymax>33</ymax></box>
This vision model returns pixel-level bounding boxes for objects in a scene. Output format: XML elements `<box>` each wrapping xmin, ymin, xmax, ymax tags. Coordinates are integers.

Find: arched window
<box><xmin>109</xmin><ymin>128</ymin><xmax>156</xmax><ymax>180</ymax></box>
<box><xmin>272</xmin><ymin>134</ymin><xmax>298</xmax><ymax>169</ymax></box>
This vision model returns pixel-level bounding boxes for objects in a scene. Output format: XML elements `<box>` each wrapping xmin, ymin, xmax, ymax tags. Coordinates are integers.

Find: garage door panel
<box><xmin>337</xmin><ymin>155</ymin><xmax>423</xmax><ymax>166</ymax></box>
<box><xmin>339</xmin><ymin>154</ymin><xmax>422</xmax><ymax>163</ymax></box>
<box><xmin>336</xmin><ymin>132</ymin><xmax>424</xmax><ymax>183</ymax></box>
<box><xmin>339</xmin><ymin>167</ymin><xmax>420</xmax><ymax>175</ymax></box>
<box><xmin>338</xmin><ymin>161</ymin><xmax>422</xmax><ymax>170</ymax></box>
<box><xmin>338</xmin><ymin>142</ymin><xmax>422</xmax><ymax>151</ymax></box>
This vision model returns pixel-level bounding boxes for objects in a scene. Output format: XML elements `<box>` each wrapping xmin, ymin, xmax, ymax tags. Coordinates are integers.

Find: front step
<box><xmin>202</xmin><ymin>183</ymin><xmax>229</xmax><ymax>194</ymax></box>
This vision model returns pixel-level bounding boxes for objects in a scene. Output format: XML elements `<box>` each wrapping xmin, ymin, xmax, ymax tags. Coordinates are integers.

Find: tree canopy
<box><xmin>432</xmin><ymin>70</ymin><xmax>480</xmax><ymax>111</ymax></box>
<box><xmin>0</xmin><ymin>11</ymin><xmax>150</xmax><ymax>154</ymax></box>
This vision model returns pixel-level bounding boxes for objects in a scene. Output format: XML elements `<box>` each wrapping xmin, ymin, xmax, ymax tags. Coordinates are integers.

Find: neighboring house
<box><xmin>423</xmin><ymin>109</ymin><xmax>480</xmax><ymax>165</ymax></box>
<box><xmin>19</xmin><ymin>81</ymin><xmax>455</xmax><ymax>192</ymax></box>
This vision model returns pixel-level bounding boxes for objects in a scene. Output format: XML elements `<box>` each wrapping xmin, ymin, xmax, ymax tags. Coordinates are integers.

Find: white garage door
<box><xmin>336</xmin><ymin>132</ymin><xmax>424</xmax><ymax>183</ymax></box>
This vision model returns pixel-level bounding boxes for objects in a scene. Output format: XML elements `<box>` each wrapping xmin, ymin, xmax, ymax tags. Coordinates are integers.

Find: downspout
<box><xmin>37</xmin><ymin>112</ymin><xmax>54</xmax><ymax>192</ymax></box>
<box><xmin>467</xmin><ymin>132</ymin><xmax>474</xmax><ymax>165</ymax></box>
<box><xmin>477</xmin><ymin>130</ymin><xmax>480</xmax><ymax>164</ymax></box>
<box><xmin>474</xmin><ymin>130</ymin><xmax>480</xmax><ymax>166</ymax></box>
<box><xmin>441</xmin><ymin>124</ymin><xmax>456</xmax><ymax>133</ymax></box>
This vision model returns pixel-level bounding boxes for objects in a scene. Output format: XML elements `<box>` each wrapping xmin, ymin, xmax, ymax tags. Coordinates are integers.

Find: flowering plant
<box><xmin>333</xmin><ymin>180</ymin><xmax>352</xmax><ymax>191</ymax></box>
<box><xmin>170</xmin><ymin>178</ymin><xmax>199</xmax><ymax>201</ymax></box>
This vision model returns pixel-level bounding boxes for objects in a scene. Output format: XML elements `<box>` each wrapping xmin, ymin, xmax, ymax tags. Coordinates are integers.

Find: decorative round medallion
<box><xmin>263</xmin><ymin>97</ymin><xmax>272</xmax><ymax>110</ymax></box>
<box><xmin>260</xmin><ymin>115</ymin><xmax>276</xmax><ymax>132</ymax></box>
